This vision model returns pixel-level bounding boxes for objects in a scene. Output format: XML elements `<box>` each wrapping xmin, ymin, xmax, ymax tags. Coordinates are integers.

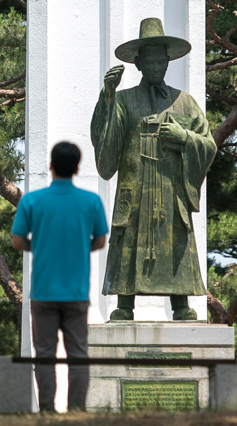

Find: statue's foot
<box><xmin>173</xmin><ymin>307</ymin><xmax>197</xmax><ymax>321</ymax></box>
<box><xmin>110</xmin><ymin>308</ymin><xmax>133</xmax><ymax>321</ymax></box>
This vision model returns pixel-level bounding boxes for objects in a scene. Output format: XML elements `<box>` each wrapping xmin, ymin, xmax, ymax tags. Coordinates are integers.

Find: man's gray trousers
<box><xmin>31</xmin><ymin>300</ymin><xmax>89</xmax><ymax>412</ymax></box>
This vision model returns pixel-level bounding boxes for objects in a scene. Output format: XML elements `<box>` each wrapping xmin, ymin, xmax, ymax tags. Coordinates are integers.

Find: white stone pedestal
<box><xmin>87</xmin><ymin>323</ymin><xmax>235</xmax><ymax>412</ymax></box>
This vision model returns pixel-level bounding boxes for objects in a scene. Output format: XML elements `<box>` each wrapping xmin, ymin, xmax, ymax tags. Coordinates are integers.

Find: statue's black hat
<box><xmin>115</xmin><ymin>17</ymin><xmax>191</xmax><ymax>63</ymax></box>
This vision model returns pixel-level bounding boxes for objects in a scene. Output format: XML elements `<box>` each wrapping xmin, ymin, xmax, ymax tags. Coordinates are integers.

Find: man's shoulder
<box><xmin>74</xmin><ymin>187</ymin><xmax>102</xmax><ymax>204</ymax></box>
<box><xmin>20</xmin><ymin>186</ymin><xmax>50</xmax><ymax>203</ymax></box>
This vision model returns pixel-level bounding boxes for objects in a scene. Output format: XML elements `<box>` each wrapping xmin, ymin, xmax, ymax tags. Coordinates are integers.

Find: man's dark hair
<box><xmin>51</xmin><ymin>141</ymin><xmax>81</xmax><ymax>177</ymax></box>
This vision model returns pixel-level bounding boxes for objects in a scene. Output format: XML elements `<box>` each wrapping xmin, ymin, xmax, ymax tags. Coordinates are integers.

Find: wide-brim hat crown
<box><xmin>115</xmin><ymin>18</ymin><xmax>191</xmax><ymax>63</ymax></box>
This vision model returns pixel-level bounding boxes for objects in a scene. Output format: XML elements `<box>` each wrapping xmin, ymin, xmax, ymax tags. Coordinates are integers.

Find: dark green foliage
<box><xmin>206</xmin><ymin>1</ymin><xmax>237</xmax><ymax>269</ymax></box>
<box><xmin>0</xmin><ymin>197</ymin><xmax>22</xmax><ymax>355</ymax></box>
<box><xmin>207</xmin><ymin>149</ymin><xmax>237</xmax><ymax>216</ymax></box>
<box><xmin>206</xmin><ymin>0</ymin><xmax>237</xmax><ymax>102</ymax></box>
<box><xmin>206</xmin><ymin>1</ymin><xmax>237</xmax><ymax>46</ymax></box>
<box><xmin>205</xmin><ymin>2</ymin><xmax>237</xmax><ymax>329</ymax></box>
<box><xmin>208</xmin><ymin>263</ymin><xmax>237</xmax><ymax>305</ymax></box>
<box><xmin>0</xmin><ymin>5</ymin><xmax>25</xmax><ymax>351</ymax></box>
<box><xmin>0</xmin><ymin>198</ymin><xmax>22</xmax><ymax>285</ymax></box>
<box><xmin>0</xmin><ymin>1</ymin><xmax>26</xmax><ymax>15</ymax></box>
<box><xmin>207</xmin><ymin>262</ymin><xmax>237</xmax><ymax>353</ymax></box>
<box><xmin>0</xmin><ymin>7</ymin><xmax>25</xmax><ymax>183</ymax></box>
<box><xmin>207</xmin><ymin>212</ymin><xmax>237</xmax><ymax>259</ymax></box>
<box><xmin>0</xmin><ymin>298</ymin><xmax>19</xmax><ymax>356</ymax></box>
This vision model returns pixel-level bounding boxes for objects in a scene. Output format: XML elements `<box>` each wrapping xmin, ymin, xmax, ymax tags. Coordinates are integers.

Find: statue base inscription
<box><xmin>122</xmin><ymin>381</ymin><xmax>198</xmax><ymax>412</ymax></box>
<box><xmin>128</xmin><ymin>352</ymin><xmax>191</xmax><ymax>368</ymax></box>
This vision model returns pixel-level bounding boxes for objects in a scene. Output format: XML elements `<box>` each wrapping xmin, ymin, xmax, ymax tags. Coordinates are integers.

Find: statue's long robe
<box><xmin>91</xmin><ymin>79</ymin><xmax>217</xmax><ymax>296</ymax></box>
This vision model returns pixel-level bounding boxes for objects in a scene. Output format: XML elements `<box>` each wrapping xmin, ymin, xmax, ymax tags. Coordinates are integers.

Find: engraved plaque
<box><xmin>122</xmin><ymin>381</ymin><xmax>198</xmax><ymax>412</ymax></box>
<box><xmin>128</xmin><ymin>352</ymin><xmax>191</xmax><ymax>368</ymax></box>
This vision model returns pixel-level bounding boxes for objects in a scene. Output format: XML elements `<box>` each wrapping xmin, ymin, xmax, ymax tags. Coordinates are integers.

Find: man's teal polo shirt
<box><xmin>12</xmin><ymin>180</ymin><xmax>108</xmax><ymax>302</ymax></box>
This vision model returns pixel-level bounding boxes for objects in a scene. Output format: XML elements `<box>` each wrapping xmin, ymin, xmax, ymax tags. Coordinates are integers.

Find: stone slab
<box><xmin>88</xmin><ymin>346</ymin><xmax>234</xmax><ymax>379</ymax></box>
<box><xmin>0</xmin><ymin>357</ymin><xmax>32</xmax><ymax>413</ymax></box>
<box><xmin>88</xmin><ymin>323</ymin><xmax>235</xmax><ymax>346</ymax></box>
<box><xmin>210</xmin><ymin>365</ymin><xmax>237</xmax><ymax>410</ymax></box>
<box><xmin>87</xmin><ymin>324</ymin><xmax>235</xmax><ymax>412</ymax></box>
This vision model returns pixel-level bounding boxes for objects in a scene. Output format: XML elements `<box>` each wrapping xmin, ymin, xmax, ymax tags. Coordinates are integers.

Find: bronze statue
<box><xmin>91</xmin><ymin>18</ymin><xmax>217</xmax><ymax>321</ymax></box>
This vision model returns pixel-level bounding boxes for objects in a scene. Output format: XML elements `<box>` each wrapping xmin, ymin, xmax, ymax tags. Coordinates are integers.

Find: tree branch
<box><xmin>0</xmin><ymin>71</ymin><xmax>26</xmax><ymax>89</ymax></box>
<box><xmin>207</xmin><ymin>31</ymin><xmax>237</xmax><ymax>55</ymax></box>
<box><xmin>206</xmin><ymin>56</ymin><xmax>237</xmax><ymax>72</ymax></box>
<box><xmin>221</xmin><ymin>143</ymin><xmax>237</xmax><ymax>147</ymax></box>
<box><xmin>16</xmin><ymin>0</ymin><xmax>26</xmax><ymax>8</ymax></box>
<box><xmin>0</xmin><ymin>97</ymin><xmax>25</xmax><ymax>110</ymax></box>
<box><xmin>207</xmin><ymin>56</ymin><xmax>235</xmax><ymax>66</ymax></box>
<box><xmin>0</xmin><ymin>99</ymin><xmax>15</xmax><ymax>109</ymax></box>
<box><xmin>206</xmin><ymin>83</ymin><xmax>237</xmax><ymax>106</ymax></box>
<box><xmin>206</xmin><ymin>1</ymin><xmax>223</xmax><ymax>13</ymax></box>
<box><xmin>226</xmin><ymin>300</ymin><xmax>237</xmax><ymax>326</ymax></box>
<box><xmin>224</xmin><ymin>24</ymin><xmax>237</xmax><ymax>42</ymax></box>
<box><xmin>212</xmin><ymin>106</ymin><xmax>237</xmax><ymax>148</ymax></box>
<box><xmin>220</xmin><ymin>148</ymin><xmax>237</xmax><ymax>158</ymax></box>
<box><xmin>0</xmin><ymin>251</ymin><xmax>22</xmax><ymax>314</ymax></box>
<box><xmin>0</xmin><ymin>88</ymin><xmax>25</xmax><ymax>99</ymax></box>
<box><xmin>207</xmin><ymin>291</ymin><xmax>227</xmax><ymax>323</ymax></box>
<box><xmin>15</xmin><ymin>97</ymin><xmax>25</xmax><ymax>103</ymax></box>
<box><xmin>206</xmin><ymin>3</ymin><xmax>237</xmax><ymax>55</ymax></box>
<box><xmin>0</xmin><ymin>250</ymin><xmax>22</xmax><ymax>346</ymax></box>
<box><xmin>206</xmin><ymin>40</ymin><xmax>216</xmax><ymax>46</ymax></box>
<box><xmin>0</xmin><ymin>176</ymin><xmax>23</xmax><ymax>207</ymax></box>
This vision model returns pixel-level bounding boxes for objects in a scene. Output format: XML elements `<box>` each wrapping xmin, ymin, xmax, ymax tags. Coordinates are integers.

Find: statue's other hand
<box><xmin>104</xmin><ymin>65</ymin><xmax>125</xmax><ymax>102</ymax></box>
<box><xmin>160</xmin><ymin>116</ymin><xmax>187</xmax><ymax>144</ymax></box>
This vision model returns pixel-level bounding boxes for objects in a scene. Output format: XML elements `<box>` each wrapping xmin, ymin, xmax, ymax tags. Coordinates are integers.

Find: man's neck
<box><xmin>52</xmin><ymin>172</ymin><xmax>73</xmax><ymax>181</ymax></box>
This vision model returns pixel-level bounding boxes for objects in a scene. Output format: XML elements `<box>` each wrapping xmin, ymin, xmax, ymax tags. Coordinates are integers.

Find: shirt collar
<box><xmin>50</xmin><ymin>179</ymin><xmax>74</xmax><ymax>192</ymax></box>
<box><xmin>51</xmin><ymin>179</ymin><xmax>73</xmax><ymax>185</ymax></box>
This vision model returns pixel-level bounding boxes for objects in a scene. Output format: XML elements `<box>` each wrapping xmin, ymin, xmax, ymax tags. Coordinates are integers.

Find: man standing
<box><xmin>91</xmin><ymin>18</ymin><xmax>217</xmax><ymax>321</ymax></box>
<box><xmin>12</xmin><ymin>141</ymin><xmax>108</xmax><ymax>412</ymax></box>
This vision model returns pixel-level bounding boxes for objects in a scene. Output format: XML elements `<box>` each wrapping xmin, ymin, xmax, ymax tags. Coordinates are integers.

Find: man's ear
<box><xmin>49</xmin><ymin>160</ymin><xmax>52</xmax><ymax>171</ymax></box>
<box><xmin>134</xmin><ymin>56</ymin><xmax>140</xmax><ymax>71</ymax></box>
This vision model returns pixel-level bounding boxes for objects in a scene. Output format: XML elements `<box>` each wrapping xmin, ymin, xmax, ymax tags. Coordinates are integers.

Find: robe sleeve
<box><xmin>181</xmin><ymin>95</ymin><xmax>217</xmax><ymax>212</ymax></box>
<box><xmin>90</xmin><ymin>88</ymin><xmax>128</xmax><ymax>180</ymax></box>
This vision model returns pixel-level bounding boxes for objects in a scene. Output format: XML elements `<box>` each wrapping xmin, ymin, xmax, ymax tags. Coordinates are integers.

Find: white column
<box><xmin>24</xmin><ymin>0</ymin><xmax>49</xmax><ymax>412</ymax></box>
<box><xmin>187</xmin><ymin>0</ymin><xmax>207</xmax><ymax>318</ymax></box>
<box><xmin>24</xmin><ymin>0</ymin><xmax>48</xmax><ymax>356</ymax></box>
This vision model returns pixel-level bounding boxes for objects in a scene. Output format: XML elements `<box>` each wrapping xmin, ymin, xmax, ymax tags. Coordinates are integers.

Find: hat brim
<box><xmin>115</xmin><ymin>36</ymin><xmax>191</xmax><ymax>63</ymax></box>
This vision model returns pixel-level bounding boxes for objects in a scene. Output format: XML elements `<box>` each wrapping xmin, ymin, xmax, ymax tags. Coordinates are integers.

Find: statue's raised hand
<box><xmin>104</xmin><ymin>65</ymin><xmax>125</xmax><ymax>103</ymax></box>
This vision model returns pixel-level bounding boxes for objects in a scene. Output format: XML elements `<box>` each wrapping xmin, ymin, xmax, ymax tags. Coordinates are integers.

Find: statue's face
<box><xmin>135</xmin><ymin>46</ymin><xmax>169</xmax><ymax>85</ymax></box>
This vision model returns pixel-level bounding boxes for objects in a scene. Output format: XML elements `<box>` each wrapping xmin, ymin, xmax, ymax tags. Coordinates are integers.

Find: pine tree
<box><xmin>206</xmin><ymin>0</ymin><xmax>237</xmax><ymax>324</ymax></box>
<box><xmin>0</xmin><ymin>1</ymin><xmax>26</xmax><ymax>354</ymax></box>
